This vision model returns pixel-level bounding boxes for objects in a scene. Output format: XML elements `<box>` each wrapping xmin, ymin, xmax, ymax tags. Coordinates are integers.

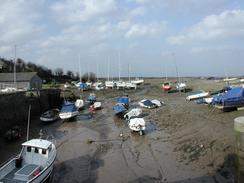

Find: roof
<box><xmin>0</xmin><ymin>72</ymin><xmax>38</xmax><ymax>82</ymax></box>
<box><xmin>22</xmin><ymin>139</ymin><xmax>52</xmax><ymax>149</ymax></box>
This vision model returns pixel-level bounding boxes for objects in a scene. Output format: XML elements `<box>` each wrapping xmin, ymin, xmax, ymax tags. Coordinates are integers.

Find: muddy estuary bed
<box><xmin>0</xmin><ymin>78</ymin><xmax>243</xmax><ymax>182</ymax></box>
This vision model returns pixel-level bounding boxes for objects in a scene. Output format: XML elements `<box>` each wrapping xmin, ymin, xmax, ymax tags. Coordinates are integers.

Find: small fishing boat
<box><xmin>124</xmin><ymin>108</ymin><xmax>142</xmax><ymax>120</ymax></box>
<box><xmin>186</xmin><ymin>90</ymin><xmax>210</xmax><ymax>101</ymax></box>
<box><xmin>162</xmin><ymin>82</ymin><xmax>172</xmax><ymax>92</ymax></box>
<box><xmin>151</xmin><ymin>99</ymin><xmax>163</xmax><ymax>107</ymax></box>
<box><xmin>89</xmin><ymin>102</ymin><xmax>102</xmax><ymax>111</ymax></box>
<box><xmin>59</xmin><ymin>102</ymin><xmax>79</xmax><ymax>120</ymax></box>
<box><xmin>0</xmin><ymin>138</ymin><xmax>56</xmax><ymax>183</ymax></box>
<box><xmin>128</xmin><ymin>118</ymin><xmax>146</xmax><ymax>135</ymax></box>
<box><xmin>131</xmin><ymin>78</ymin><xmax>144</xmax><ymax>85</ymax></box>
<box><xmin>40</xmin><ymin>109</ymin><xmax>59</xmax><ymax>122</ymax></box>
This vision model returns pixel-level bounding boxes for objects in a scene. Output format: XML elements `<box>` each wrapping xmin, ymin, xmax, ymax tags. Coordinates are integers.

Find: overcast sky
<box><xmin>0</xmin><ymin>0</ymin><xmax>244</xmax><ymax>77</ymax></box>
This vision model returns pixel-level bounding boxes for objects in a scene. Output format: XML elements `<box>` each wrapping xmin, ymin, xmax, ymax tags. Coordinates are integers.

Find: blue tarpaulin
<box><xmin>117</xmin><ymin>96</ymin><xmax>129</xmax><ymax>105</ymax></box>
<box><xmin>142</xmin><ymin>100</ymin><xmax>155</xmax><ymax>107</ymax></box>
<box><xmin>213</xmin><ymin>87</ymin><xmax>244</xmax><ymax>106</ymax></box>
<box><xmin>61</xmin><ymin>102</ymin><xmax>77</xmax><ymax>112</ymax></box>
<box><xmin>113</xmin><ymin>104</ymin><xmax>126</xmax><ymax>115</ymax></box>
<box><xmin>79</xmin><ymin>83</ymin><xmax>88</xmax><ymax>90</ymax></box>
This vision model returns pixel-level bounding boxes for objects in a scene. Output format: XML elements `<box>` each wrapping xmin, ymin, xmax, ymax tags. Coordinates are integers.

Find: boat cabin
<box><xmin>0</xmin><ymin>139</ymin><xmax>56</xmax><ymax>183</ymax></box>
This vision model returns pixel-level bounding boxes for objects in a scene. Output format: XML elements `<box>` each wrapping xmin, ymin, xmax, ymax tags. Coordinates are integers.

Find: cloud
<box><xmin>125</xmin><ymin>22</ymin><xmax>166</xmax><ymax>38</ymax></box>
<box><xmin>0</xmin><ymin>1</ymin><xmax>44</xmax><ymax>46</ymax></box>
<box><xmin>168</xmin><ymin>9</ymin><xmax>244</xmax><ymax>45</ymax></box>
<box><xmin>50</xmin><ymin>0</ymin><xmax>117</xmax><ymax>24</ymax></box>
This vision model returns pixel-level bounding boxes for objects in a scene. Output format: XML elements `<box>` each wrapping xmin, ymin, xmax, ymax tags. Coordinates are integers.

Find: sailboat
<box><xmin>0</xmin><ymin>105</ymin><xmax>57</xmax><ymax>183</ymax></box>
<box><xmin>173</xmin><ymin>53</ymin><xmax>187</xmax><ymax>92</ymax></box>
<box><xmin>125</xmin><ymin>64</ymin><xmax>136</xmax><ymax>89</ymax></box>
<box><xmin>105</xmin><ymin>57</ymin><xmax>115</xmax><ymax>89</ymax></box>
<box><xmin>162</xmin><ymin>68</ymin><xmax>172</xmax><ymax>92</ymax></box>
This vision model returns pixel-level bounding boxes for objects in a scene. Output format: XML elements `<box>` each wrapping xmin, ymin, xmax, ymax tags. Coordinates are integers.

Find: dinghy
<box><xmin>139</xmin><ymin>99</ymin><xmax>157</xmax><ymax>109</ymax></box>
<box><xmin>89</xmin><ymin>102</ymin><xmax>102</xmax><ymax>111</ymax></box>
<box><xmin>162</xmin><ymin>82</ymin><xmax>172</xmax><ymax>92</ymax></box>
<box><xmin>0</xmin><ymin>138</ymin><xmax>56</xmax><ymax>183</ymax></box>
<box><xmin>40</xmin><ymin>109</ymin><xmax>59</xmax><ymax>123</ymax></box>
<box><xmin>113</xmin><ymin>103</ymin><xmax>127</xmax><ymax>116</ymax></box>
<box><xmin>75</xmin><ymin>99</ymin><xmax>84</xmax><ymax>110</ymax></box>
<box><xmin>124</xmin><ymin>108</ymin><xmax>142</xmax><ymax>120</ymax></box>
<box><xmin>59</xmin><ymin>102</ymin><xmax>79</xmax><ymax>120</ymax></box>
<box><xmin>128</xmin><ymin>118</ymin><xmax>146</xmax><ymax>135</ymax></box>
<box><xmin>87</xmin><ymin>93</ymin><xmax>96</xmax><ymax>104</ymax></box>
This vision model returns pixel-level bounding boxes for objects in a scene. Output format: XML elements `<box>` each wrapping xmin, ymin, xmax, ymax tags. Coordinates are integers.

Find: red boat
<box><xmin>162</xmin><ymin>82</ymin><xmax>172</xmax><ymax>91</ymax></box>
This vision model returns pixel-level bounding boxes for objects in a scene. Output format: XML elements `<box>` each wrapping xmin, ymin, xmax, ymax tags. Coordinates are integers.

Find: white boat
<box><xmin>89</xmin><ymin>102</ymin><xmax>102</xmax><ymax>111</ymax></box>
<box><xmin>186</xmin><ymin>91</ymin><xmax>210</xmax><ymax>101</ymax></box>
<box><xmin>124</xmin><ymin>108</ymin><xmax>142</xmax><ymax>120</ymax></box>
<box><xmin>40</xmin><ymin>109</ymin><xmax>59</xmax><ymax>122</ymax></box>
<box><xmin>125</xmin><ymin>82</ymin><xmax>137</xmax><ymax>89</ymax></box>
<box><xmin>0</xmin><ymin>87</ymin><xmax>17</xmax><ymax>93</ymax></box>
<box><xmin>151</xmin><ymin>99</ymin><xmax>162</xmax><ymax>107</ymax></box>
<box><xmin>131</xmin><ymin>78</ymin><xmax>144</xmax><ymax>85</ymax></box>
<box><xmin>203</xmin><ymin>97</ymin><xmax>213</xmax><ymax>104</ymax></box>
<box><xmin>59</xmin><ymin>102</ymin><xmax>79</xmax><ymax>120</ymax></box>
<box><xmin>75</xmin><ymin>99</ymin><xmax>84</xmax><ymax>109</ymax></box>
<box><xmin>116</xmin><ymin>81</ymin><xmax>126</xmax><ymax>89</ymax></box>
<box><xmin>105</xmin><ymin>81</ymin><xmax>115</xmax><ymax>89</ymax></box>
<box><xmin>138</xmin><ymin>99</ymin><xmax>157</xmax><ymax>109</ymax></box>
<box><xmin>176</xmin><ymin>82</ymin><xmax>186</xmax><ymax>91</ymax></box>
<box><xmin>0</xmin><ymin>139</ymin><xmax>56</xmax><ymax>183</ymax></box>
<box><xmin>128</xmin><ymin>118</ymin><xmax>146</xmax><ymax>135</ymax></box>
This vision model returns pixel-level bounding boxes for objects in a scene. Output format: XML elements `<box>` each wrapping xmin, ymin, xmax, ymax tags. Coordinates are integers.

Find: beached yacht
<box><xmin>0</xmin><ymin>139</ymin><xmax>56</xmax><ymax>183</ymax></box>
<box><xmin>59</xmin><ymin>101</ymin><xmax>79</xmax><ymax>120</ymax></box>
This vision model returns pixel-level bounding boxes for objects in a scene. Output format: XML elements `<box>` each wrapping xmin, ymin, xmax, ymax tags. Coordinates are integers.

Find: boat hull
<box><xmin>59</xmin><ymin>111</ymin><xmax>79</xmax><ymax>120</ymax></box>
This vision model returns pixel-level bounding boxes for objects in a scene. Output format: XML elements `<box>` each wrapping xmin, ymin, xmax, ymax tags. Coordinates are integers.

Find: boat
<box><xmin>138</xmin><ymin>99</ymin><xmax>157</xmax><ymax>109</ymax></box>
<box><xmin>87</xmin><ymin>93</ymin><xmax>96</xmax><ymax>104</ymax></box>
<box><xmin>213</xmin><ymin>87</ymin><xmax>244</xmax><ymax>110</ymax></box>
<box><xmin>124</xmin><ymin>108</ymin><xmax>142</xmax><ymax>120</ymax></box>
<box><xmin>40</xmin><ymin>109</ymin><xmax>59</xmax><ymax>122</ymax></box>
<box><xmin>59</xmin><ymin>101</ymin><xmax>79</xmax><ymax>120</ymax></box>
<box><xmin>176</xmin><ymin>82</ymin><xmax>187</xmax><ymax>92</ymax></box>
<box><xmin>162</xmin><ymin>82</ymin><xmax>172</xmax><ymax>92</ymax></box>
<box><xmin>131</xmin><ymin>78</ymin><xmax>144</xmax><ymax>85</ymax></box>
<box><xmin>113</xmin><ymin>103</ymin><xmax>127</xmax><ymax>116</ymax></box>
<box><xmin>0</xmin><ymin>138</ymin><xmax>56</xmax><ymax>183</ymax></box>
<box><xmin>116</xmin><ymin>81</ymin><xmax>126</xmax><ymax>89</ymax></box>
<box><xmin>75</xmin><ymin>99</ymin><xmax>84</xmax><ymax>110</ymax></box>
<box><xmin>105</xmin><ymin>81</ymin><xmax>115</xmax><ymax>89</ymax></box>
<box><xmin>128</xmin><ymin>118</ymin><xmax>146</xmax><ymax>135</ymax></box>
<box><xmin>151</xmin><ymin>99</ymin><xmax>162</xmax><ymax>107</ymax></box>
<box><xmin>125</xmin><ymin>82</ymin><xmax>137</xmax><ymax>89</ymax></box>
<box><xmin>186</xmin><ymin>90</ymin><xmax>210</xmax><ymax>101</ymax></box>
<box><xmin>117</xmin><ymin>96</ymin><xmax>129</xmax><ymax>109</ymax></box>
<box><xmin>89</xmin><ymin>102</ymin><xmax>102</xmax><ymax>111</ymax></box>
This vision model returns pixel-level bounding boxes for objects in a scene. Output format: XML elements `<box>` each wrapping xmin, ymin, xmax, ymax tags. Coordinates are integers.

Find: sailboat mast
<box><xmin>78</xmin><ymin>54</ymin><xmax>81</xmax><ymax>83</ymax></box>
<box><xmin>118</xmin><ymin>51</ymin><xmax>121</xmax><ymax>81</ymax></box>
<box><xmin>14</xmin><ymin>45</ymin><xmax>16</xmax><ymax>88</ymax></box>
<box><xmin>172</xmin><ymin>52</ymin><xmax>179</xmax><ymax>83</ymax></box>
<box><xmin>107</xmin><ymin>56</ymin><xmax>110</xmax><ymax>81</ymax></box>
<box><xmin>26</xmin><ymin>104</ymin><xmax>31</xmax><ymax>141</ymax></box>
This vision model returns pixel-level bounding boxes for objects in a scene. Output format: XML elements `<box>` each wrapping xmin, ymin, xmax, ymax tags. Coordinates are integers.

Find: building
<box><xmin>0</xmin><ymin>72</ymin><xmax>42</xmax><ymax>90</ymax></box>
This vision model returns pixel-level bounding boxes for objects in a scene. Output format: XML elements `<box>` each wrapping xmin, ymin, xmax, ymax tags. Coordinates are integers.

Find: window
<box><xmin>27</xmin><ymin>146</ymin><xmax>31</xmax><ymax>152</ymax></box>
<box><xmin>48</xmin><ymin>145</ymin><xmax>52</xmax><ymax>152</ymax></box>
<box><xmin>34</xmin><ymin>148</ymin><xmax>39</xmax><ymax>153</ymax></box>
<box><xmin>42</xmin><ymin>149</ymin><xmax>46</xmax><ymax>155</ymax></box>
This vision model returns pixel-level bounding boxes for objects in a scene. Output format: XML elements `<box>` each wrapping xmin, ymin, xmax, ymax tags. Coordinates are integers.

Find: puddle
<box><xmin>145</xmin><ymin>121</ymin><xmax>159</xmax><ymax>134</ymax></box>
<box><xmin>76</xmin><ymin>113</ymin><xmax>92</xmax><ymax>120</ymax></box>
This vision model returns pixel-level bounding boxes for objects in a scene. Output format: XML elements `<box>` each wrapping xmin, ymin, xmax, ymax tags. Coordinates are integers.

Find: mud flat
<box><xmin>0</xmin><ymin>78</ymin><xmax>240</xmax><ymax>182</ymax></box>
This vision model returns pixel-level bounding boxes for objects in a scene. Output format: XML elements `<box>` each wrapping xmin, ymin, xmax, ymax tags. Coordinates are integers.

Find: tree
<box><xmin>82</xmin><ymin>72</ymin><xmax>96</xmax><ymax>82</ymax></box>
<box><xmin>66</xmin><ymin>70</ymin><xmax>74</xmax><ymax>79</ymax></box>
<box><xmin>54</xmin><ymin>68</ymin><xmax>63</xmax><ymax>76</ymax></box>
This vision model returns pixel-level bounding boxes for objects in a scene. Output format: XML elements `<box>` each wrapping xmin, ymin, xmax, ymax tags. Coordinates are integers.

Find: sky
<box><xmin>0</xmin><ymin>0</ymin><xmax>244</xmax><ymax>77</ymax></box>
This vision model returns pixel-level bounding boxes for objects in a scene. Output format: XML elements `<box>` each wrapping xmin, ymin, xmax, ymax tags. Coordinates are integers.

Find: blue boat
<box><xmin>79</xmin><ymin>82</ymin><xmax>88</xmax><ymax>91</ymax></box>
<box><xmin>117</xmin><ymin>96</ymin><xmax>129</xmax><ymax>109</ymax></box>
<box><xmin>113</xmin><ymin>103</ymin><xmax>127</xmax><ymax>115</ymax></box>
<box><xmin>87</xmin><ymin>93</ymin><xmax>96</xmax><ymax>103</ymax></box>
<box><xmin>59</xmin><ymin>101</ymin><xmax>79</xmax><ymax>120</ymax></box>
<box><xmin>213</xmin><ymin>87</ymin><xmax>244</xmax><ymax>110</ymax></box>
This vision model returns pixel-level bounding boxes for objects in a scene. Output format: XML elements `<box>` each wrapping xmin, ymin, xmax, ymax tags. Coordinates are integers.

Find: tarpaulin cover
<box><xmin>117</xmin><ymin>96</ymin><xmax>129</xmax><ymax>105</ymax></box>
<box><xmin>213</xmin><ymin>87</ymin><xmax>244</xmax><ymax>104</ymax></box>
<box><xmin>61</xmin><ymin>102</ymin><xmax>77</xmax><ymax>112</ymax></box>
<box><xmin>113</xmin><ymin>104</ymin><xmax>126</xmax><ymax>114</ymax></box>
<box><xmin>79</xmin><ymin>83</ymin><xmax>88</xmax><ymax>90</ymax></box>
<box><xmin>142</xmin><ymin>100</ymin><xmax>155</xmax><ymax>107</ymax></box>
